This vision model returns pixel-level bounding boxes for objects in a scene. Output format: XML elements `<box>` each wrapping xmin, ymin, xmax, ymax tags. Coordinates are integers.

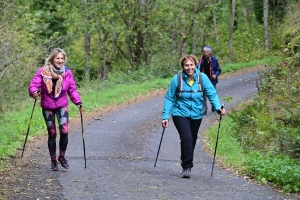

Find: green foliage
<box><xmin>206</xmin><ymin>106</ymin><xmax>300</xmax><ymax>193</ymax></box>
<box><xmin>0</xmin><ymin>1</ymin><xmax>49</xmax><ymax>112</ymax></box>
<box><xmin>228</xmin><ymin>59</ymin><xmax>300</xmax><ymax>157</ymax></box>
<box><xmin>243</xmin><ymin>152</ymin><xmax>300</xmax><ymax>193</ymax></box>
<box><xmin>24</xmin><ymin>0</ymin><xmax>68</xmax><ymax>48</ymax></box>
<box><xmin>252</xmin><ymin>0</ymin><xmax>288</xmax><ymax>24</ymax></box>
<box><xmin>229</xmin><ymin>102</ymin><xmax>279</xmax><ymax>152</ymax></box>
<box><xmin>228</xmin><ymin>25</ymin><xmax>300</xmax><ymax>156</ymax></box>
<box><xmin>206</xmin><ymin>116</ymin><xmax>246</xmax><ymax>167</ymax></box>
<box><xmin>2</xmin><ymin>0</ymin><xmax>300</xmax><ymax>192</ymax></box>
<box><xmin>0</xmin><ymin>105</ymin><xmax>46</xmax><ymax>160</ymax></box>
<box><xmin>204</xmin><ymin>2</ymin><xmax>300</xmax><ymax>193</ymax></box>
<box><xmin>221</xmin><ymin>56</ymin><xmax>282</xmax><ymax>73</ymax></box>
<box><xmin>283</xmin><ymin>26</ymin><xmax>300</xmax><ymax>57</ymax></box>
<box><xmin>216</xmin><ymin>57</ymin><xmax>300</xmax><ymax>192</ymax></box>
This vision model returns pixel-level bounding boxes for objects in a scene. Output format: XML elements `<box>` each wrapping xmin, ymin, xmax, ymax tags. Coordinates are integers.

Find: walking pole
<box><xmin>154</xmin><ymin>127</ymin><xmax>165</xmax><ymax>167</ymax></box>
<box><xmin>211</xmin><ymin>105</ymin><xmax>224</xmax><ymax>176</ymax></box>
<box><xmin>80</xmin><ymin>110</ymin><xmax>87</xmax><ymax>168</ymax></box>
<box><xmin>21</xmin><ymin>99</ymin><xmax>37</xmax><ymax>158</ymax></box>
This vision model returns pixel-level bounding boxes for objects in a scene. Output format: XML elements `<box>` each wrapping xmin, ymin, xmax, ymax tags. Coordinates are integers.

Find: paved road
<box><xmin>3</xmin><ymin>69</ymin><xmax>298</xmax><ymax>200</ymax></box>
<box><xmin>58</xmin><ymin>69</ymin><xmax>292</xmax><ymax>200</ymax></box>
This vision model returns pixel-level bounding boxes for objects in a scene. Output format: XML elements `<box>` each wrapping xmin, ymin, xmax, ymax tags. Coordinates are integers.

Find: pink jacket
<box><xmin>28</xmin><ymin>66</ymin><xmax>82</xmax><ymax>109</ymax></box>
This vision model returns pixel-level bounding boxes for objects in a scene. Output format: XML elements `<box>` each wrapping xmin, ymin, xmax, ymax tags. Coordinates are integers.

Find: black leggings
<box><xmin>172</xmin><ymin>116</ymin><xmax>202</xmax><ymax>169</ymax></box>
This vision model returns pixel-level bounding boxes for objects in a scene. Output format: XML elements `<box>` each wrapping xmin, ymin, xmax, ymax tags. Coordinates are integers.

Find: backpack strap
<box><xmin>176</xmin><ymin>70</ymin><xmax>182</xmax><ymax>97</ymax></box>
<box><xmin>198</xmin><ymin>73</ymin><xmax>204</xmax><ymax>97</ymax></box>
<box><xmin>176</xmin><ymin>70</ymin><xmax>204</xmax><ymax>97</ymax></box>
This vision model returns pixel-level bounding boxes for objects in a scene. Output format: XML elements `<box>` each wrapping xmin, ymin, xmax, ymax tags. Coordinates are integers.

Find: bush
<box><xmin>243</xmin><ymin>152</ymin><xmax>300</xmax><ymax>193</ymax></box>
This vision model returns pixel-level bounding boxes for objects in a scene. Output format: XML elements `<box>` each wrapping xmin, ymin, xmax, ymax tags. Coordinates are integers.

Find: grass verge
<box><xmin>205</xmin><ymin>103</ymin><xmax>300</xmax><ymax>193</ymax></box>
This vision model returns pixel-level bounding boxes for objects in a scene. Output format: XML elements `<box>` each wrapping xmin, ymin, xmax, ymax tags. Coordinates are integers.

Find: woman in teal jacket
<box><xmin>161</xmin><ymin>55</ymin><xmax>225</xmax><ymax>178</ymax></box>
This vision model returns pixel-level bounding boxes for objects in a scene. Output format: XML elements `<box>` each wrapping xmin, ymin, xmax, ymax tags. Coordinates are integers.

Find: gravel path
<box><xmin>1</xmin><ymin>69</ymin><xmax>299</xmax><ymax>200</ymax></box>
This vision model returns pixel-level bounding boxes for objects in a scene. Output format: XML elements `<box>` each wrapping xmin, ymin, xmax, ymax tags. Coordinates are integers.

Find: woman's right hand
<box><xmin>161</xmin><ymin>120</ymin><xmax>169</xmax><ymax>128</ymax></box>
<box><xmin>33</xmin><ymin>91</ymin><xmax>40</xmax><ymax>99</ymax></box>
<box><xmin>77</xmin><ymin>104</ymin><xmax>83</xmax><ymax>113</ymax></box>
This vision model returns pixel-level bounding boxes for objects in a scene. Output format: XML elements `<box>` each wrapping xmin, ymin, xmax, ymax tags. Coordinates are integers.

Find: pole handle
<box><xmin>217</xmin><ymin>104</ymin><xmax>224</xmax><ymax>114</ymax></box>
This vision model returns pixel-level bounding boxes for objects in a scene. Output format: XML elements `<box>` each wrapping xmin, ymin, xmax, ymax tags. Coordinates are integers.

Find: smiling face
<box><xmin>183</xmin><ymin>59</ymin><xmax>196</xmax><ymax>78</ymax></box>
<box><xmin>52</xmin><ymin>52</ymin><xmax>65</xmax><ymax>69</ymax></box>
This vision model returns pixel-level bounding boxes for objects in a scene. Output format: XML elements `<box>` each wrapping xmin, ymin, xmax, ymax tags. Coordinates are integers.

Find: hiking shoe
<box><xmin>58</xmin><ymin>156</ymin><xmax>69</xmax><ymax>169</ymax></box>
<box><xmin>51</xmin><ymin>160</ymin><xmax>59</xmax><ymax>171</ymax></box>
<box><xmin>181</xmin><ymin>168</ymin><xmax>191</xmax><ymax>178</ymax></box>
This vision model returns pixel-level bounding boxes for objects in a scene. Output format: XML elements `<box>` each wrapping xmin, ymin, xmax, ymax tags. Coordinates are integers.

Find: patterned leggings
<box><xmin>42</xmin><ymin>107</ymin><xmax>69</xmax><ymax>161</ymax></box>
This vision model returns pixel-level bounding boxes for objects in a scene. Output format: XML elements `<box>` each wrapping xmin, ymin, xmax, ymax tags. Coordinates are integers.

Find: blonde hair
<box><xmin>45</xmin><ymin>48</ymin><xmax>67</xmax><ymax>65</ymax></box>
<box><xmin>180</xmin><ymin>55</ymin><xmax>198</xmax><ymax>68</ymax></box>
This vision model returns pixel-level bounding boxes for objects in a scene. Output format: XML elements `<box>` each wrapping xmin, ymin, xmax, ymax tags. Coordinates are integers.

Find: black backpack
<box><xmin>176</xmin><ymin>70</ymin><xmax>204</xmax><ymax>98</ymax></box>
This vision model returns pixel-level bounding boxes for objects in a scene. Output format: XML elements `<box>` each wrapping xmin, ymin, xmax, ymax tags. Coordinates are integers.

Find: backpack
<box><xmin>176</xmin><ymin>70</ymin><xmax>204</xmax><ymax>98</ymax></box>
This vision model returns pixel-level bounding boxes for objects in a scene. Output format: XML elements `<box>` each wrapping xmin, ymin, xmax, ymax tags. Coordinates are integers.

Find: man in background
<box><xmin>198</xmin><ymin>46</ymin><xmax>221</xmax><ymax>114</ymax></box>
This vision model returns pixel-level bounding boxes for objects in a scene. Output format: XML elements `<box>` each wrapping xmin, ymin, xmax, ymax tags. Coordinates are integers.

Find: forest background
<box><xmin>1</xmin><ymin>0</ymin><xmax>300</xmax><ymax>193</ymax></box>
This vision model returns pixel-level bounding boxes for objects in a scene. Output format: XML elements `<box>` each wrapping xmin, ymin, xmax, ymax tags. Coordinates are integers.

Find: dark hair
<box><xmin>180</xmin><ymin>55</ymin><xmax>198</xmax><ymax>68</ymax></box>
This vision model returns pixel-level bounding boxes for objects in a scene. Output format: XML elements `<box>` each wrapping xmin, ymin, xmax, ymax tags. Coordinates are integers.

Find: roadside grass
<box><xmin>205</xmin><ymin>107</ymin><xmax>300</xmax><ymax>193</ymax></box>
<box><xmin>221</xmin><ymin>56</ymin><xmax>282</xmax><ymax>73</ymax></box>
<box><xmin>205</xmin><ymin>116</ymin><xmax>246</xmax><ymax>169</ymax></box>
<box><xmin>78</xmin><ymin>78</ymin><xmax>170</xmax><ymax>112</ymax></box>
<box><xmin>204</xmin><ymin>54</ymin><xmax>300</xmax><ymax>193</ymax></box>
<box><xmin>0</xmin><ymin>56</ymin><xmax>280</xmax><ymax>171</ymax></box>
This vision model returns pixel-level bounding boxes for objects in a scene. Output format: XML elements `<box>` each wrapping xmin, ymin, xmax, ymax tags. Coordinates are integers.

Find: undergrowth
<box><xmin>206</xmin><ymin>52</ymin><xmax>300</xmax><ymax>193</ymax></box>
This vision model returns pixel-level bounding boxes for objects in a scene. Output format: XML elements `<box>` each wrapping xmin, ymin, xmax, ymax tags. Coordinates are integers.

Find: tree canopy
<box><xmin>0</xmin><ymin>0</ymin><xmax>298</xmax><ymax>111</ymax></box>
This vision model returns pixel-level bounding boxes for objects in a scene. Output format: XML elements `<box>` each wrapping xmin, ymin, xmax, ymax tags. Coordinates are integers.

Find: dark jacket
<box><xmin>198</xmin><ymin>55</ymin><xmax>221</xmax><ymax>85</ymax></box>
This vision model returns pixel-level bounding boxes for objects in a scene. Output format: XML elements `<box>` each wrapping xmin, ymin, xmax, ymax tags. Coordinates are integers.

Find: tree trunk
<box><xmin>171</xmin><ymin>22</ymin><xmax>178</xmax><ymax>69</ymax></box>
<box><xmin>97</xmin><ymin>22</ymin><xmax>117</xmax><ymax>82</ymax></box>
<box><xmin>178</xmin><ymin>8</ymin><xmax>187</xmax><ymax>59</ymax></box>
<box><xmin>192</xmin><ymin>0</ymin><xmax>197</xmax><ymax>55</ymax></box>
<box><xmin>242</xmin><ymin>0</ymin><xmax>253</xmax><ymax>34</ymax></box>
<box><xmin>199</xmin><ymin>0</ymin><xmax>208</xmax><ymax>59</ymax></box>
<box><xmin>2</xmin><ymin>0</ymin><xmax>7</xmax><ymax>35</ymax></box>
<box><xmin>104</xmin><ymin>31</ymin><xmax>117</xmax><ymax>79</ymax></box>
<box><xmin>10</xmin><ymin>0</ymin><xmax>16</xmax><ymax>31</ymax></box>
<box><xmin>228</xmin><ymin>0</ymin><xmax>236</xmax><ymax>63</ymax></box>
<box><xmin>97</xmin><ymin>27</ymin><xmax>107</xmax><ymax>81</ymax></box>
<box><xmin>133</xmin><ymin>27</ymin><xmax>144</xmax><ymax>68</ymax></box>
<box><xmin>84</xmin><ymin>31</ymin><xmax>91</xmax><ymax>82</ymax></box>
<box><xmin>263</xmin><ymin>0</ymin><xmax>270</xmax><ymax>50</ymax></box>
<box><xmin>212</xmin><ymin>0</ymin><xmax>220</xmax><ymax>50</ymax></box>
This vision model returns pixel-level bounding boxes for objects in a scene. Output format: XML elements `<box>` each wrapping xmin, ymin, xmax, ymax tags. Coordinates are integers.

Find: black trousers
<box><xmin>172</xmin><ymin>116</ymin><xmax>202</xmax><ymax>169</ymax></box>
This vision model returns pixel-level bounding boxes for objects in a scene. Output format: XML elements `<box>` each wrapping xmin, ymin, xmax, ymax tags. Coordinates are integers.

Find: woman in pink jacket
<box><xmin>29</xmin><ymin>48</ymin><xmax>83</xmax><ymax>171</ymax></box>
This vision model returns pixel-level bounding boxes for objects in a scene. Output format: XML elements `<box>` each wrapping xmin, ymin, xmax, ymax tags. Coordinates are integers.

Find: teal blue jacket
<box><xmin>162</xmin><ymin>69</ymin><xmax>221</xmax><ymax>120</ymax></box>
